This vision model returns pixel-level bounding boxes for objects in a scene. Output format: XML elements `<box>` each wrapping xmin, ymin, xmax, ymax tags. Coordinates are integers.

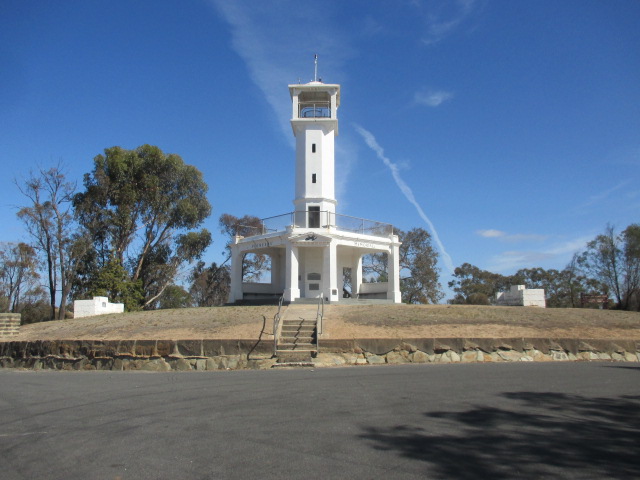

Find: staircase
<box><xmin>274</xmin><ymin>305</ymin><xmax>319</xmax><ymax>366</ymax></box>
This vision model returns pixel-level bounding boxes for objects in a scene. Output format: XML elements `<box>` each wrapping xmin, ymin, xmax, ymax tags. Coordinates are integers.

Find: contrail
<box><xmin>354</xmin><ymin>124</ymin><xmax>454</xmax><ymax>273</ymax></box>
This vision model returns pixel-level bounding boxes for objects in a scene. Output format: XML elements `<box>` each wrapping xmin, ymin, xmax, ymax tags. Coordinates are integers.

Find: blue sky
<box><xmin>1</xmin><ymin>0</ymin><xmax>639</xmax><ymax>300</ymax></box>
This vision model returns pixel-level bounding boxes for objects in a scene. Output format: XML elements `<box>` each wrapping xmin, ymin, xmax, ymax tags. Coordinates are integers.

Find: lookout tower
<box><xmin>228</xmin><ymin>60</ymin><xmax>401</xmax><ymax>305</ymax></box>
<box><xmin>290</xmin><ymin>81</ymin><xmax>340</xmax><ymax>228</ymax></box>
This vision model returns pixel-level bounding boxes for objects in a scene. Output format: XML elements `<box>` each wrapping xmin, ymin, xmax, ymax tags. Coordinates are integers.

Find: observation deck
<box><xmin>239</xmin><ymin>211</ymin><xmax>394</xmax><ymax>239</ymax></box>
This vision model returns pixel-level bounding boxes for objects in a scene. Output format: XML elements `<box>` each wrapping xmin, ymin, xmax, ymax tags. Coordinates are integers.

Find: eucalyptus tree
<box><xmin>363</xmin><ymin>227</ymin><xmax>443</xmax><ymax>304</ymax></box>
<box><xmin>579</xmin><ymin>224</ymin><xmax>640</xmax><ymax>310</ymax></box>
<box><xmin>73</xmin><ymin>145</ymin><xmax>212</xmax><ymax>309</ymax></box>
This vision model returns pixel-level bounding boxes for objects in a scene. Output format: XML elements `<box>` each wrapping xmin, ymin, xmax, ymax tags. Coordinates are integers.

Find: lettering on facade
<box><xmin>251</xmin><ymin>240</ymin><xmax>271</xmax><ymax>249</ymax></box>
<box><xmin>354</xmin><ymin>241</ymin><xmax>377</xmax><ymax>249</ymax></box>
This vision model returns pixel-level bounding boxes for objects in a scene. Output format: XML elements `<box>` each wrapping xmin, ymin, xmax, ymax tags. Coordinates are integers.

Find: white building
<box><xmin>73</xmin><ymin>296</ymin><xmax>125</xmax><ymax>318</ymax></box>
<box><xmin>228</xmin><ymin>76</ymin><xmax>401</xmax><ymax>304</ymax></box>
<box><xmin>495</xmin><ymin>285</ymin><xmax>546</xmax><ymax>308</ymax></box>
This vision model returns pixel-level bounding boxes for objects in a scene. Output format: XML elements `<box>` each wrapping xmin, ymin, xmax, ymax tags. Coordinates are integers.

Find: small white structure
<box><xmin>495</xmin><ymin>285</ymin><xmax>546</xmax><ymax>308</ymax></box>
<box><xmin>73</xmin><ymin>296</ymin><xmax>124</xmax><ymax>318</ymax></box>
<box><xmin>228</xmin><ymin>67</ymin><xmax>401</xmax><ymax>304</ymax></box>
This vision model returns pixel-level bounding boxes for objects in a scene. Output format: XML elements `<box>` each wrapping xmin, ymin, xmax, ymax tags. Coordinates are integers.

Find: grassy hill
<box><xmin>7</xmin><ymin>304</ymin><xmax>640</xmax><ymax>341</ymax></box>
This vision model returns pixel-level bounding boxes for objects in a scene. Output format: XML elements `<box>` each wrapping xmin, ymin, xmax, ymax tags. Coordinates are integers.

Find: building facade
<box><xmin>228</xmin><ymin>79</ymin><xmax>401</xmax><ymax>304</ymax></box>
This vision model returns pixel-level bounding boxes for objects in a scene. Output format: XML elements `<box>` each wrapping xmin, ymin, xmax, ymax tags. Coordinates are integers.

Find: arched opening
<box><xmin>242</xmin><ymin>252</ymin><xmax>272</xmax><ymax>284</ymax></box>
<box><xmin>360</xmin><ymin>252</ymin><xmax>389</xmax><ymax>299</ymax></box>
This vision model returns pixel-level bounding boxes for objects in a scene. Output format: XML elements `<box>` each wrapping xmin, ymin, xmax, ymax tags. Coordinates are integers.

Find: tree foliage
<box><xmin>16</xmin><ymin>166</ymin><xmax>87</xmax><ymax>319</ymax></box>
<box><xmin>158</xmin><ymin>285</ymin><xmax>193</xmax><ymax>309</ymax></box>
<box><xmin>219</xmin><ymin>213</ymin><xmax>269</xmax><ymax>283</ymax></box>
<box><xmin>363</xmin><ymin>227</ymin><xmax>443</xmax><ymax>304</ymax></box>
<box><xmin>0</xmin><ymin>242</ymin><xmax>40</xmax><ymax>313</ymax></box>
<box><xmin>73</xmin><ymin>145</ymin><xmax>212</xmax><ymax>309</ymax></box>
<box><xmin>189</xmin><ymin>261</ymin><xmax>231</xmax><ymax>307</ymax></box>
<box><xmin>579</xmin><ymin>224</ymin><xmax>640</xmax><ymax>310</ymax></box>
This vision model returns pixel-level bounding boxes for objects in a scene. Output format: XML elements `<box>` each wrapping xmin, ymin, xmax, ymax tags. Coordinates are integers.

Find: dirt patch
<box><xmin>7</xmin><ymin>304</ymin><xmax>640</xmax><ymax>342</ymax></box>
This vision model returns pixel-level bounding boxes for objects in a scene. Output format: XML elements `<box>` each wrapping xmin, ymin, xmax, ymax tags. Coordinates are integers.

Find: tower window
<box><xmin>312</xmin><ymin>174</ymin><xmax>317</xmax><ymax>183</ymax></box>
<box><xmin>312</xmin><ymin>144</ymin><xmax>316</xmax><ymax>153</ymax></box>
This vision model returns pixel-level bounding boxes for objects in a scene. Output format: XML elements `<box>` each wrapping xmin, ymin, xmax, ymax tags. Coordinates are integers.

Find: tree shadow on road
<box><xmin>359</xmin><ymin>392</ymin><xmax>640</xmax><ymax>479</ymax></box>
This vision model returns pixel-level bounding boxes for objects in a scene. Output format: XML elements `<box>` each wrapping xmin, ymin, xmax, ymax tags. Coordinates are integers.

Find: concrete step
<box><xmin>281</xmin><ymin>327</ymin><xmax>316</xmax><ymax>335</ymax></box>
<box><xmin>280</xmin><ymin>336</ymin><xmax>315</xmax><ymax>344</ymax></box>
<box><xmin>278</xmin><ymin>343</ymin><xmax>315</xmax><ymax>350</ymax></box>
<box><xmin>276</xmin><ymin>350</ymin><xmax>314</xmax><ymax>363</ymax></box>
<box><xmin>281</xmin><ymin>321</ymin><xmax>316</xmax><ymax>327</ymax></box>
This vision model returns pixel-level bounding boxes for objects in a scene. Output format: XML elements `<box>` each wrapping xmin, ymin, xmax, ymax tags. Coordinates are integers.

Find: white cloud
<box><xmin>486</xmin><ymin>235</ymin><xmax>592</xmax><ymax>273</ymax></box>
<box><xmin>580</xmin><ymin>180</ymin><xmax>631</xmax><ymax>209</ymax></box>
<box><xmin>354</xmin><ymin>124</ymin><xmax>455</xmax><ymax>274</ymax></box>
<box><xmin>416</xmin><ymin>0</ymin><xmax>478</xmax><ymax>45</ymax></box>
<box><xmin>210</xmin><ymin>1</ymin><xmax>353</xmax><ymax>141</ymax></box>
<box><xmin>414</xmin><ymin>89</ymin><xmax>454</xmax><ymax>107</ymax></box>
<box><xmin>476</xmin><ymin>229</ymin><xmax>505</xmax><ymax>238</ymax></box>
<box><xmin>476</xmin><ymin>229</ymin><xmax>549</xmax><ymax>242</ymax></box>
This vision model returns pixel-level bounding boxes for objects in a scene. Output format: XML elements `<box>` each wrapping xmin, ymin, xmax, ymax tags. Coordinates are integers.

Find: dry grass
<box><xmin>8</xmin><ymin>304</ymin><xmax>640</xmax><ymax>341</ymax></box>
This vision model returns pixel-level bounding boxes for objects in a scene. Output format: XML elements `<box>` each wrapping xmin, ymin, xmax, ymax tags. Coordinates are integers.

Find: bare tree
<box><xmin>0</xmin><ymin>242</ymin><xmax>40</xmax><ymax>312</ymax></box>
<box><xmin>16</xmin><ymin>166</ymin><xmax>84</xmax><ymax>319</ymax></box>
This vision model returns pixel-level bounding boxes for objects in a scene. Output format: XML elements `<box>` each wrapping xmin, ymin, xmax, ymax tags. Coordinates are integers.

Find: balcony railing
<box><xmin>298</xmin><ymin>102</ymin><xmax>331</xmax><ymax>119</ymax></box>
<box><xmin>238</xmin><ymin>211</ymin><xmax>394</xmax><ymax>239</ymax></box>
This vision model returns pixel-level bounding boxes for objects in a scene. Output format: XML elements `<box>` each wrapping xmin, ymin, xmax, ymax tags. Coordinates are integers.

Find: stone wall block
<box><xmin>87</xmin><ymin>341</ymin><xmax>117</xmax><ymax>358</ymax></box>
<box><xmin>354</xmin><ymin>339</ymin><xmax>399</xmax><ymax>355</ymax></box>
<box><xmin>176</xmin><ymin>340</ymin><xmax>203</xmax><ymax>357</ymax></box>
<box><xmin>624</xmin><ymin>352</ymin><xmax>637</xmax><ymax>362</ymax></box>
<box><xmin>227</xmin><ymin>355</ymin><xmax>246</xmax><ymax>369</ymax></box>
<box><xmin>355</xmin><ymin>354</ymin><xmax>367</xmax><ymax>365</ymax></box>
<box><xmin>173</xmin><ymin>358</ymin><xmax>192</xmax><ymax>371</ymax></box>
<box><xmin>386</xmin><ymin>351</ymin><xmax>409</xmax><ymax>364</ymax></box>
<box><xmin>434</xmin><ymin>338</ymin><xmax>463</xmax><ymax>354</ymax></box>
<box><xmin>134</xmin><ymin>340</ymin><xmax>157</xmax><ymax>357</ymax></box>
<box><xmin>205</xmin><ymin>358</ymin><xmax>220</xmax><ymax>370</ymax></box>
<box><xmin>400</xmin><ymin>342</ymin><xmax>417</xmax><ymax>353</ymax></box>
<box><xmin>155</xmin><ymin>341</ymin><xmax>174</xmax><ymax>357</ymax></box>
<box><xmin>365</xmin><ymin>353</ymin><xmax>386</xmax><ymax>364</ymax></box>
<box><xmin>498</xmin><ymin>350</ymin><xmax>524</xmax><ymax>362</ymax></box>
<box><xmin>556</xmin><ymin>339</ymin><xmax>580</xmax><ymax>355</ymax></box>
<box><xmin>461</xmin><ymin>350</ymin><xmax>480</xmax><ymax>363</ymax></box>
<box><xmin>92</xmin><ymin>358</ymin><xmax>114</xmax><ymax>370</ymax></box>
<box><xmin>551</xmin><ymin>350</ymin><xmax>569</xmax><ymax>361</ymax></box>
<box><xmin>411</xmin><ymin>351</ymin><xmax>430</xmax><ymax>363</ymax></box>
<box><xmin>319</xmin><ymin>339</ymin><xmax>356</xmax><ymax>353</ymax></box>
<box><xmin>402</xmin><ymin>338</ymin><xmax>434</xmax><ymax>354</ymax></box>
<box><xmin>116</xmin><ymin>341</ymin><xmax>136</xmax><ymax>356</ymax></box>
<box><xmin>202</xmin><ymin>340</ymin><xmax>224</xmax><ymax>357</ymax></box>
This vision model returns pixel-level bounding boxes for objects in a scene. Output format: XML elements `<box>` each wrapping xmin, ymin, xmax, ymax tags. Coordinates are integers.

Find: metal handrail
<box><xmin>273</xmin><ymin>296</ymin><xmax>284</xmax><ymax>356</ymax></box>
<box><xmin>316</xmin><ymin>296</ymin><xmax>324</xmax><ymax>351</ymax></box>
<box><xmin>254</xmin><ymin>211</ymin><xmax>394</xmax><ymax>239</ymax></box>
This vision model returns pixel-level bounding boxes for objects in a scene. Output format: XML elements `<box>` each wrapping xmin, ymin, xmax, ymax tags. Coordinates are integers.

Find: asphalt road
<box><xmin>1</xmin><ymin>362</ymin><xmax>639</xmax><ymax>480</ymax></box>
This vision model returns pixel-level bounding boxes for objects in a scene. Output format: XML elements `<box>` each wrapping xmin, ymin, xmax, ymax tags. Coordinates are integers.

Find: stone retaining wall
<box><xmin>1</xmin><ymin>337</ymin><xmax>638</xmax><ymax>371</ymax></box>
<box><xmin>0</xmin><ymin>314</ymin><xmax>20</xmax><ymax>337</ymax></box>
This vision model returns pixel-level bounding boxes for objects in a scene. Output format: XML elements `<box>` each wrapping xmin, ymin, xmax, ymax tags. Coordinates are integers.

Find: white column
<box><xmin>284</xmin><ymin>244</ymin><xmax>300</xmax><ymax>302</ymax></box>
<box><xmin>228</xmin><ymin>242</ymin><xmax>244</xmax><ymax>303</ymax></box>
<box><xmin>323</xmin><ymin>241</ymin><xmax>339</xmax><ymax>302</ymax></box>
<box><xmin>388</xmin><ymin>236</ymin><xmax>401</xmax><ymax>303</ymax></box>
<box><xmin>353</xmin><ymin>254</ymin><xmax>363</xmax><ymax>298</ymax></box>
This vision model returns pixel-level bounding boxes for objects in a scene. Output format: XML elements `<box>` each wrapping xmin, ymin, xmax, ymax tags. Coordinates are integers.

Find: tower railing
<box><xmin>237</xmin><ymin>211</ymin><xmax>394</xmax><ymax>239</ymax></box>
<box><xmin>298</xmin><ymin>102</ymin><xmax>331</xmax><ymax>118</ymax></box>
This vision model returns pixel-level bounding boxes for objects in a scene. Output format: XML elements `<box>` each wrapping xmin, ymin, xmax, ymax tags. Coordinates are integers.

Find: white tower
<box><xmin>289</xmin><ymin>81</ymin><xmax>340</xmax><ymax>228</ymax></box>
<box><xmin>227</xmin><ymin>59</ymin><xmax>401</xmax><ymax>305</ymax></box>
